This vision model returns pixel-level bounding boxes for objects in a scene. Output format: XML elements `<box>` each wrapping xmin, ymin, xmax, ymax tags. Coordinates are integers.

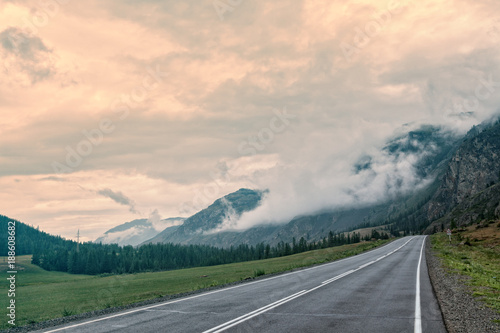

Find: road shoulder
<box><xmin>426</xmin><ymin>240</ymin><xmax>500</xmax><ymax>333</ymax></box>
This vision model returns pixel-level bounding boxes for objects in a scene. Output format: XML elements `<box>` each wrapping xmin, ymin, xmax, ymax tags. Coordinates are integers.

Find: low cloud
<box><xmin>227</xmin><ymin>124</ymin><xmax>460</xmax><ymax>231</ymax></box>
<box><xmin>147</xmin><ymin>209</ymin><xmax>164</xmax><ymax>231</ymax></box>
<box><xmin>97</xmin><ymin>188</ymin><xmax>139</xmax><ymax>214</ymax></box>
<box><xmin>204</xmin><ymin>197</ymin><xmax>239</xmax><ymax>234</ymax></box>
<box><xmin>38</xmin><ymin>176</ymin><xmax>66</xmax><ymax>182</ymax></box>
<box><xmin>146</xmin><ymin>210</ymin><xmax>184</xmax><ymax>231</ymax></box>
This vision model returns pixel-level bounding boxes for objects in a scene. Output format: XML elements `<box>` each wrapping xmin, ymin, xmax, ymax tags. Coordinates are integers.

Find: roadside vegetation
<box><xmin>430</xmin><ymin>220</ymin><xmax>500</xmax><ymax>316</ymax></box>
<box><xmin>0</xmin><ymin>239</ymin><xmax>390</xmax><ymax>329</ymax></box>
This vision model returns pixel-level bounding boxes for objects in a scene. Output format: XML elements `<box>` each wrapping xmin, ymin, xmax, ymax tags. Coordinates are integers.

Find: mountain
<box><xmin>144</xmin><ymin>124</ymin><xmax>477</xmax><ymax>247</ymax></box>
<box><xmin>273</xmin><ymin>120</ymin><xmax>499</xmax><ymax>240</ymax></box>
<box><xmin>425</xmin><ymin>183</ymin><xmax>500</xmax><ymax>233</ymax></box>
<box><xmin>144</xmin><ymin>188</ymin><xmax>265</xmax><ymax>245</ymax></box>
<box><xmin>424</xmin><ymin>121</ymin><xmax>500</xmax><ymax>221</ymax></box>
<box><xmin>95</xmin><ymin>217</ymin><xmax>185</xmax><ymax>246</ymax></box>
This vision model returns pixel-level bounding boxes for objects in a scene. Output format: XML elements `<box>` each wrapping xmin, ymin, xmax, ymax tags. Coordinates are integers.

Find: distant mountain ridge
<box><xmin>95</xmin><ymin>217</ymin><xmax>185</xmax><ymax>246</ymax></box>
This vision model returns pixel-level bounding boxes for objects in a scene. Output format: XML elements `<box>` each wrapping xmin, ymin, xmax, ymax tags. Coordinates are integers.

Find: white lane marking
<box><xmin>414</xmin><ymin>236</ymin><xmax>425</xmax><ymax>333</ymax></box>
<box><xmin>41</xmin><ymin>237</ymin><xmax>412</xmax><ymax>333</ymax></box>
<box><xmin>202</xmin><ymin>290</ymin><xmax>308</xmax><ymax>333</ymax></box>
<box><xmin>203</xmin><ymin>290</ymin><xmax>311</xmax><ymax>333</ymax></box>
<box><xmin>204</xmin><ymin>237</ymin><xmax>417</xmax><ymax>332</ymax></box>
<box><xmin>320</xmin><ymin>237</ymin><xmax>413</xmax><ymax>286</ymax></box>
<box><xmin>321</xmin><ymin>269</ymin><xmax>355</xmax><ymax>284</ymax></box>
<box><xmin>358</xmin><ymin>260</ymin><xmax>375</xmax><ymax>269</ymax></box>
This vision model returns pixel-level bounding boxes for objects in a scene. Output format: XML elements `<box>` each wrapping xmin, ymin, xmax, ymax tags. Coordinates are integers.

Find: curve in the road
<box><xmin>37</xmin><ymin>236</ymin><xmax>445</xmax><ymax>333</ymax></box>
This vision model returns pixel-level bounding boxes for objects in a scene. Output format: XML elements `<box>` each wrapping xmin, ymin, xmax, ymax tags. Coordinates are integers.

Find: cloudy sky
<box><xmin>1</xmin><ymin>0</ymin><xmax>500</xmax><ymax>241</ymax></box>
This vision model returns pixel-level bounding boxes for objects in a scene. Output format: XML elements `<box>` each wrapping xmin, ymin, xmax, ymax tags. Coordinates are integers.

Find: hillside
<box><xmin>0</xmin><ymin>215</ymin><xmax>75</xmax><ymax>256</ymax></box>
<box><xmin>424</xmin><ymin>120</ymin><xmax>500</xmax><ymax>222</ymax></box>
<box><xmin>425</xmin><ymin>183</ymin><xmax>500</xmax><ymax>233</ymax></box>
<box><xmin>409</xmin><ymin>120</ymin><xmax>500</xmax><ymax>232</ymax></box>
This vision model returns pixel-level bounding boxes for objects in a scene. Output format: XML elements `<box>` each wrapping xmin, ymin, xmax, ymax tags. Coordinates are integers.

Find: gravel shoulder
<box><xmin>426</xmin><ymin>240</ymin><xmax>500</xmax><ymax>333</ymax></box>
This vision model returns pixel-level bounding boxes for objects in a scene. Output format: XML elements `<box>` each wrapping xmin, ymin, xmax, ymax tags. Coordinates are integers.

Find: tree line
<box><xmin>1</xmin><ymin>215</ymin><xmax>393</xmax><ymax>276</ymax></box>
<box><xmin>31</xmin><ymin>231</ymin><xmax>374</xmax><ymax>275</ymax></box>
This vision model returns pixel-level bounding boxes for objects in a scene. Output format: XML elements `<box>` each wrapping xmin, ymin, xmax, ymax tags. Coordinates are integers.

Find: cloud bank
<box><xmin>97</xmin><ymin>188</ymin><xmax>139</xmax><ymax>214</ymax></box>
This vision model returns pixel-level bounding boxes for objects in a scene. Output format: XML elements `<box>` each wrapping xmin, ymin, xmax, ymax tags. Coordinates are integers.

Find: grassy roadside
<box><xmin>1</xmin><ymin>239</ymin><xmax>390</xmax><ymax>329</ymax></box>
<box><xmin>430</xmin><ymin>221</ymin><xmax>500</xmax><ymax>317</ymax></box>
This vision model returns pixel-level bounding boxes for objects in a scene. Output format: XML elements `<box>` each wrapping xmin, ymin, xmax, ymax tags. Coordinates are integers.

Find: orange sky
<box><xmin>1</xmin><ymin>0</ymin><xmax>499</xmax><ymax>241</ymax></box>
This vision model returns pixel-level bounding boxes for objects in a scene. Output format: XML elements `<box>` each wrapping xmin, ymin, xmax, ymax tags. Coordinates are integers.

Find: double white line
<box><xmin>321</xmin><ymin>269</ymin><xmax>355</xmax><ymax>285</ymax></box>
<box><xmin>203</xmin><ymin>237</ymin><xmax>416</xmax><ymax>332</ymax></box>
<box><xmin>202</xmin><ymin>290</ymin><xmax>308</xmax><ymax>333</ymax></box>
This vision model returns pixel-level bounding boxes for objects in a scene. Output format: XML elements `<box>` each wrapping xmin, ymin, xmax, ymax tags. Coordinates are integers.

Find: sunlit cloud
<box><xmin>1</xmin><ymin>0</ymin><xmax>499</xmax><ymax>240</ymax></box>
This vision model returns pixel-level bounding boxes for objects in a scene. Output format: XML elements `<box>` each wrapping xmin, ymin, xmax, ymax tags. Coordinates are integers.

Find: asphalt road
<box><xmin>36</xmin><ymin>236</ymin><xmax>446</xmax><ymax>333</ymax></box>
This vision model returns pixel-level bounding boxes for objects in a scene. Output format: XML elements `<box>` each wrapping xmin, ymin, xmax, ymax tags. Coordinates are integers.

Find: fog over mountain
<box><xmin>141</xmin><ymin>118</ymin><xmax>500</xmax><ymax>248</ymax></box>
<box><xmin>95</xmin><ymin>211</ymin><xmax>185</xmax><ymax>246</ymax></box>
<box><xmin>225</xmin><ymin>122</ymin><xmax>470</xmax><ymax>232</ymax></box>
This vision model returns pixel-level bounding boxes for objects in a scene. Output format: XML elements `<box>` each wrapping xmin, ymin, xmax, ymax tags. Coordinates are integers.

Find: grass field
<box><xmin>430</xmin><ymin>221</ymin><xmax>500</xmax><ymax>315</ymax></box>
<box><xmin>1</xmin><ymin>239</ymin><xmax>390</xmax><ymax>329</ymax></box>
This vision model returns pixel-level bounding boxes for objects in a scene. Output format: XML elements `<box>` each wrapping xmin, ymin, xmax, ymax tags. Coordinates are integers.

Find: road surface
<box><xmin>36</xmin><ymin>236</ymin><xmax>445</xmax><ymax>333</ymax></box>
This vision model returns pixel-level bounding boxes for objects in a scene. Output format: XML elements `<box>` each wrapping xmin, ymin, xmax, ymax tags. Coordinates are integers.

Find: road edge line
<box><xmin>414</xmin><ymin>236</ymin><xmax>425</xmax><ymax>333</ymax></box>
